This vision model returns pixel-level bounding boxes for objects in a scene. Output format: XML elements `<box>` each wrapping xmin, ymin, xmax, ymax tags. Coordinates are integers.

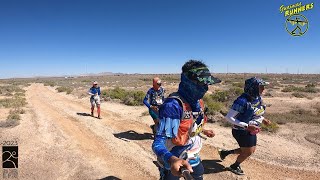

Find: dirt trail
<box><xmin>1</xmin><ymin>83</ymin><xmax>319</xmax><ymax>180</ymax></box>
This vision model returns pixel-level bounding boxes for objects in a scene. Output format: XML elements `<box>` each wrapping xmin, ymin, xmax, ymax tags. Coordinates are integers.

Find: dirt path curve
<box><xmin>2</xmin><ymin>83</ymin><xmax>319</xmax><ymax>180</ymax></box>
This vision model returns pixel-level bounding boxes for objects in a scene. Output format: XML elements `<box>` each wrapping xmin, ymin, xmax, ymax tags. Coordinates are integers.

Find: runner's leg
<box><xmin>90</xmin><ymin>98</ymin><xmax>95</xmax><ymax>116</ymax></box>
<box><xmin>97</xmin><ymin>104</ymin><xmax>101</xmax><ymax>118</ymax></box>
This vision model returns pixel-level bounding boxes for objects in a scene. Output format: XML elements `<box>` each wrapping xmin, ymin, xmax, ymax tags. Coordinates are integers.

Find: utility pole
<box><xmin>227</xmin><ymin>64</ymin><xmax>229</xmax><ymax>75</ymax></box>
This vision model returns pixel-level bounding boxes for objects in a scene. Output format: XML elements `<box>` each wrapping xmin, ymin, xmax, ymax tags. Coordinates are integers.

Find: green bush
<box><xmin>265</xmin><ymin>108</ymin><xmax>320</xmax><ymax>124</ymax></box>
<box><xmin>232</xmin><ymin>87</ymin><xmax>244</xmax><ymax>96</ymax></box>
<box><xmin>0</xmin><ymin>85</ymin><xmax>26</xmax><ymax>95</ymax></box>
<box><xmin>292</xmin><ymin>92</ymin><xmax>306</xmax><ymax>98</ymax></box>
<box><xmin>282</xmin><ymin>85</ymin><xmax>301</xmax><ymax>92</ymax></box>
<box><xmin>14</xmin><ymin>92</ymin><xmax>25</xmax><ymax>97</ymax></box>
<box><xmin>261</xmin><ymin>121</ymin><xmax>279</xmax><ymax>133</ymax></box>
<box><xmin>203</xmin><ymin>94</ymin><xmax>224</xmax><ymax>115</ymax></box>
<box><xmin>140</xmin><ymin>78</ymin><xmax>152</xmax><ymax>82</ymax></box>
<box><xmin>102</xmin><ymin>87</ymin><xmax>145</xmax><ymax>106</ymax></box>
<box><xmin>0</xmin><ymin>97</ymin><xmax>27</xmax><ymax>108</ymax></box>
<box><xmin>282</xmin><ymin>85</ymin><xmax>318</xmax><ymax>93</ymax></box>
<box><xmin>7</xmin><ymin>112</ymin><xmax>21</xmax><ymax>120</ymax></box>
<box><xmin>123</xmin><ymin>91</ymin><xmax>145</xmax><ymax>106</ymax></box>
<box><xmin>0</xmin><ymin>98</ymin><xmax>11</xmax><ymax>108</ymax></box>
<box><xmin>211</xmin><ymin>91</ymin><xmax>229</xmax><ymax>102</ymax></box>
<box><xmin>81</xmin><ymin>79</ymin><xmax>92</xmax><ymax>83</ymax></box>
<box><xmin>306</xmin><ymin>83</ymin><xmax>316</xmax><ymax>88</ymax></box>
<box><xmin>43</xmin><ymin>81</ymin><xmax>56</xmax><ymax>87</ymax></box>
<box><xmin>232</xmin><ymin>82</ymin><xmax>244</xmax><ymax>88</ymax></box>
<box><xmin>304</xmin><ymin>87</ymin><xmax>318</xmax><ymax>93</ymax></box>
<box><xmin>105</xmin><ymin>87</ymin><xmax>127</xmax><ymax>100</ymax></box>
<box><xmin>211</xmin><ymin>87</ymin><xmax>243</xmax><ymax>103</ymax></box>
<box><xmin>56</xmin><ymin>86</ymin><xmax>73</xmax><ymax>94</ymax></box>
<box><xmin>130</xmin><ymin>91</ymin><xmax>145</xmax><ymax>105</ymax></box>
<box><xmin>161</xmin><ymin>76</ymin><xmax>180</xmax><ymax>82</ymax></box>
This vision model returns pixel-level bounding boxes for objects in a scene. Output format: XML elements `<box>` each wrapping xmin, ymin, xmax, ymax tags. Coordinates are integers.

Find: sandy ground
<box><xmin>263</xmin><ymin>96</ymin><xmax>320</xmax><ymax>113</ymax></box>
<box><xmin>0</xmin><ymin>83</ymin><xmax>319</xmax><ymax>180</ymax></box>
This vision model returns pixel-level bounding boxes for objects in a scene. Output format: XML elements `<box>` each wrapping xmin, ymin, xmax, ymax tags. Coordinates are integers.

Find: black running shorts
<box><xmin>232</xmin><ymin>129</ymin><xmax>257</xmax><ymax>147</ymax></box>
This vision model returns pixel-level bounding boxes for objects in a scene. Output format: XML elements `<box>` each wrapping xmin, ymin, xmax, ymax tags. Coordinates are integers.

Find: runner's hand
<box><xmin>262</xmin><ymin>118</ymin><xmax>272</xmax><ymax>126</ymax></box>
<box><xmin>247</xmin><ymin>124</ymin><xmax>260</xmax><ymax>132</ymax></box>
<box><xmin>169</xmin><ymin>156</ymin><xmax>193</xmax><ymax>177</ymax></box>
<box><xmin>203</xmin><ymin>129</ymin><xmax>215</xmax><ymax>138</ymax></box>
<box><xmin>151</xmin><ymin>106</ymin><xmax>159</xmax><ymax>111</ymax></box>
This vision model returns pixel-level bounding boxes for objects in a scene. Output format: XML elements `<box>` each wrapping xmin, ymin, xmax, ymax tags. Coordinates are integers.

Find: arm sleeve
<box><xmin>225</xmin><ymin>109</ymin><xmax>248</xmax><ymax>128</ymax></box>
<box><xmin>152</xmin><ymin>135</ymin><xmax>174</xmax><ymax>163</ymax></box>
<box><xmin>254</xmin><ymin>116</ymin><xmax>265</xmax><ymax>124</ymax></box>
<box><xmin>152</xmin><ymin>99</ymin><xmax>182</xmax><ymax>163</ymax></box>
<box><xmin>143</xmin><ymin>90</ymin><xmax>151</xmax><ymax>108</ymax></box>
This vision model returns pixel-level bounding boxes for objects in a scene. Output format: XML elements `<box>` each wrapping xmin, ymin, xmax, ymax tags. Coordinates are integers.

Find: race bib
<box><xmin>155</xmin><ymin>96</ymin><xmax>163</xmax><ymax>105</ymax></box>
<box><xmin>190</xmin><ymin>120</ymin><xmax>204</xmax><ymax>137</ymax></box>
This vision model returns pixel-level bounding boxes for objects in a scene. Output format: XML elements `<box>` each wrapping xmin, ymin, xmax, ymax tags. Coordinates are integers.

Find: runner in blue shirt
<box><xmin>88</xmin><ymin>81</ymin><xmax>101</xmax><ymax>119</ymax></box>
<box><xmin>143</xmin><ymin>77</ymin><xmax>165</xmax><ymax>134</ymax></box>
<box><xmin>219</xmin><ymin>77</ymin><xmax>272</xmax><ymax>175</ymax></box>
<box><xmin>152</xmin><ymin>60</ymin><xmax>221</xmax><ymax>180</ymax></box>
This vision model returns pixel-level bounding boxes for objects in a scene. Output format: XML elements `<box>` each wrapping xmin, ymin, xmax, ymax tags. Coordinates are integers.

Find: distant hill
<box><xmin>79</xmin><ymin>72</ymin><xmax>125</xmax><ymax>76</ymax></box>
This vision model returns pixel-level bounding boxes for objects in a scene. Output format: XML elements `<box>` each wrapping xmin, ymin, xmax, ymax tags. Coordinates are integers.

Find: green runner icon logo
<box><xmin>285</xmin><ymin>14</ymin><xmax>309</xmax><ymax>36</ymax></box>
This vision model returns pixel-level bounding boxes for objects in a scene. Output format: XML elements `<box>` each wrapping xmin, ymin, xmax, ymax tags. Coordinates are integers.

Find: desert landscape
<box><xmin>0</xmin><ymin>73</ymin><xmax>319</xmax><ymax>180</ymax></box>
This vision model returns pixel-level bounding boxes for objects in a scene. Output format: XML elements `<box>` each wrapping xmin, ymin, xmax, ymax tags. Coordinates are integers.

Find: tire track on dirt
<box><xmin>27</xmin><ymin>84</ymin><xmax>157</xmax><ymax>179</ymax></box>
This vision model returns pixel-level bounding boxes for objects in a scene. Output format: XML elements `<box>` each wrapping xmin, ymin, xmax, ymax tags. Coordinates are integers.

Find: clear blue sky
<box><xmin>0</xmin><ymin>0</ymin><xmax>319</xmax><ymax>78</ymax></box>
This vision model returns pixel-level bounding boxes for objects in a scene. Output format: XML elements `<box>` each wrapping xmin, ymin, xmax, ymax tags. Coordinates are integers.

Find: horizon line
<box><xmin>1</xmin><ymin>71</ymin><xmax>319</xmax><ymax>80</ymax></box>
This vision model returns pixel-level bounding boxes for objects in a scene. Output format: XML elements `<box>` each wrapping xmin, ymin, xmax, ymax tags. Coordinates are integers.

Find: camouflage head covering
<box><xmin>186</xmin><ymin>67</ymin><xmax>221</xmax><ymax>86</ymax></box>
<box><xmin>244</xmin><ymin>77</ymin><xmax>268</xmax><ymax>98</ymax></box>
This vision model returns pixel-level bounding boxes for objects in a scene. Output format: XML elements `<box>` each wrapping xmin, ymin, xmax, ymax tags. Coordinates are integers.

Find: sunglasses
<box><xmin>187</xmin><ymin>68</ymin><xmax>212</xmax><ymax>86</ymax></box>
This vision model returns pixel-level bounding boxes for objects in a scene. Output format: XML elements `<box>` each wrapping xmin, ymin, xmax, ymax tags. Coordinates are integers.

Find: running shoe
<box><xmin>218</xmin><ymin>150</ymin><xmax>228</xmax><ymax>160</ymax></box>
<box><xmin>227</xmin><ymin>165</ymin><xmax>245</xmax><ymax>175</ymax></box>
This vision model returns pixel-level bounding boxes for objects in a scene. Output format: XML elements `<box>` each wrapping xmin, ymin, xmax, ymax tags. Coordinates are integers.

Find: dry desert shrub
<box><xmin>266</xmin><ymin>108</ymin><xmax>320</xmax><ymax>124</ymax></box>
<box><xmin>101</xmin><ymin>87</ymin><xmax>145</xmax><ymax>106</ymax></box>
<box><xmin>56</xmin><ymin>86</ymin><xmax>74</xmax><ymax>94</ymax></box>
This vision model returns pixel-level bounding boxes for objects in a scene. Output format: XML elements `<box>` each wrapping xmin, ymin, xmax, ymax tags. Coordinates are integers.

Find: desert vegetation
<box><xmin>0</xmin><ymin>83</ymin><xmax>28</xmax><ymax>128</ymax></box>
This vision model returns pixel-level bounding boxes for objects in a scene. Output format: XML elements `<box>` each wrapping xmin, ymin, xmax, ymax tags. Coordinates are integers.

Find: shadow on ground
<box><xmin>114</xmin><ymin>130</ymin><xmax>153</xmax><ymax>140</ymax></box>
<box><xmin>98</xmin><ymin>176</ymin><xmax>121</xmax><ymax>180</ymax></box>
<box><xmin>152</xmin><ymin>159</ymin><xmax>225</xmax><ymax>175</ymax></box>
<box><xmin>202</xmin><ymin>159</ymin><xmax>226</xmax><ymax>174</ymax></box>
<box><xmin>76</xmin><ymin>112</ymin><xmax>92</xmax><ymax>117</ymax></box>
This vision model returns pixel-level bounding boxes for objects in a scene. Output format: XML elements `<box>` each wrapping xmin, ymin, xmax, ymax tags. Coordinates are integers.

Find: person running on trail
<box><xmin>219</xmin><ymin>77</ymin><xmax>272</xmax><ymax>175</ymax></box>
<box><xmin>143</xmin><ymin>77</ymin><xmax>165</xmax><ymax>134</ymax></box>
<box><xmin>152</xmin><ymin>60</ymin><xmax>221</xmax><ymax>180</ymax></box>
<box><xmin>88</xmin><ymin>81</ymin><xmax>101</xmax><ymax>119</ymax></box>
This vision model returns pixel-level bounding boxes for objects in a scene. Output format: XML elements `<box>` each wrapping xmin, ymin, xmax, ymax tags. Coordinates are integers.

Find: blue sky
<box><xmin>0</xmin><ymin>0</ymin><xmax>319</xmax><ymax>78</ymax></box>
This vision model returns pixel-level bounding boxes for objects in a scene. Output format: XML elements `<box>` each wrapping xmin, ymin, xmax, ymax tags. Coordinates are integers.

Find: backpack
<box><xmin>165</xmin><ymin>92</ymin><xmax>207</xmax><ymax>146</ymax></box>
